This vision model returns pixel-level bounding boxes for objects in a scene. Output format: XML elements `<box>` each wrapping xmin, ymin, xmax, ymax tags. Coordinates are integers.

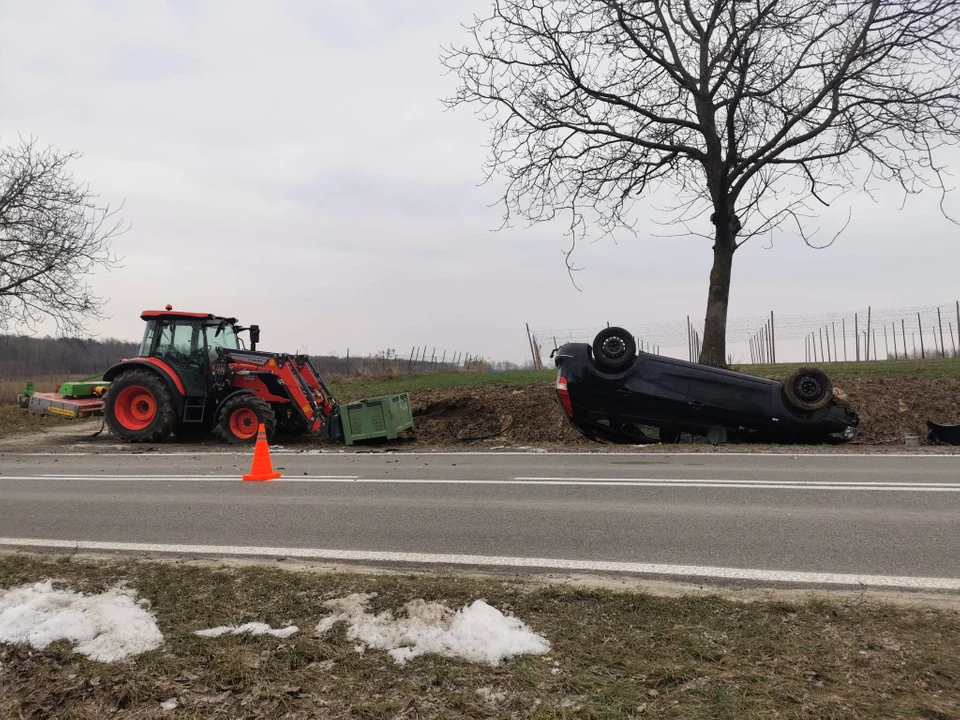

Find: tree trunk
<box><xmin>698</xmin><ymin>237</ymin><xmax>735</xmax><ymax>367</ymax></box>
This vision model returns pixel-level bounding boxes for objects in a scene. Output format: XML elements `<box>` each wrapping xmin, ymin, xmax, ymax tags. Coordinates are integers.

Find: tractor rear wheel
<box><xmin>217</xmin><ymin>395</ymin><xmax>277</xmax><ymax>445</ymax></box>
<box><xmin>104</xmin><ymin>369</ymin><xmax>176</xmax><ymax>443</ymax></box>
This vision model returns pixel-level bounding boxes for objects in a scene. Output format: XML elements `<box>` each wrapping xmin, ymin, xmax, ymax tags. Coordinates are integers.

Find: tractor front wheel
<box><xmin>104</xmin><ymin>370</ymin><xmax>176</xmax><ymax>443</ymax></box>
<box><xmin>217</xmin><ymin>395</ymin><xmax>277</xmax><ymax>445</ymax></box>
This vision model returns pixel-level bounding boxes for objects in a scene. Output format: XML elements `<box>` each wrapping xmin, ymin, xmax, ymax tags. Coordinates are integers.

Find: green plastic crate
<box><xmin>341</xmin><ymin>392</ymin><xmax>414</xmax><ymax>445</ymax></box>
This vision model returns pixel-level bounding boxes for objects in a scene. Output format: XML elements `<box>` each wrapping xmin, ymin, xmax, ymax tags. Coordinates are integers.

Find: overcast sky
<box><xmin>2</xmin><ymin>0</ymin><xmax>958</xmax><ymax>364</ymax></box>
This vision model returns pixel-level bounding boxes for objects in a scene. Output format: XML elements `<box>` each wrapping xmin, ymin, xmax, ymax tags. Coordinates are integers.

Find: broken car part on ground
<box><xmin>554</xmin><ymin>327</ymin><xmax>859</xmax><ymax>444</ymax></box>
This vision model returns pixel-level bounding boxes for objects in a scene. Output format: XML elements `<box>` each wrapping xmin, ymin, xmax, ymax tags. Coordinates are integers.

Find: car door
<box><xmin>683</xmin><ymin>364</ymin><xmax>773</xmax><ymax>429</ymax></box>
<box><xmin>616</xmin><ymin>356</ymin><xmax>690</xmax><ymax>424</ymax></box>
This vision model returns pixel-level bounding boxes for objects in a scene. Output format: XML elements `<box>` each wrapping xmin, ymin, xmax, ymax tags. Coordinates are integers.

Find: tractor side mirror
<box><xmin>250</xmin><ymin>325</ymin><xmax>260</xmax><ymax>350</ymax></box>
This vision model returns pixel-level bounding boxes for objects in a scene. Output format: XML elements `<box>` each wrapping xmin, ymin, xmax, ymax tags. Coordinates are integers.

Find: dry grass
<box><xmin>0</xmin><ymin>376</ymin><xmax>67</xmax><ymax>405</ymax></box>
<box><xmin>0</xmin><ymin>554</ymin><xmax>957</xmax><ymax>719</ymax></box>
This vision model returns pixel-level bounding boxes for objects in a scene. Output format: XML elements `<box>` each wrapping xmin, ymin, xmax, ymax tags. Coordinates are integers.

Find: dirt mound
<box><xmin>834</xmin><ymin>378</ymin><xmax>960</xmax><ymax>444</ymax></box>
<box><xmin>410</xmin><ymin>378</ymin><xmax>960</xmax><ymax>446</ymax></box>
<box><xmin>411</xmin><ymin>384</ymin><xmax>585</xmax><ymax>445</ymax></box>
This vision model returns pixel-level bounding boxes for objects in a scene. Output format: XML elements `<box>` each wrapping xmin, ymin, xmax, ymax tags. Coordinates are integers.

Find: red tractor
<box><xmin>102</xmin><ymin>307</ymin><xmax>344</xmax><ymax>444</ymax></box>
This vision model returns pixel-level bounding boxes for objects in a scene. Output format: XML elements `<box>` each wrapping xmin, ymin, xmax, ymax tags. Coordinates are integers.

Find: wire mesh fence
<box><xmin>312</xmin><ymin>347</ymin><xmax>493</xmax><ymax>378</ymax></box>
<box><xmin>530</xmin><ymin>301</ymin><xmax>960</xmax><ymax>365</ymax></box>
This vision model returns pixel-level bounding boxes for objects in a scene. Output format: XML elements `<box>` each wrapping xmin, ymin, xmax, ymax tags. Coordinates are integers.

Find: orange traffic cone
<box><xmin>243</xmin><ymin>424</ymin><xmax>282</xmax><ymax>481</ymax></box>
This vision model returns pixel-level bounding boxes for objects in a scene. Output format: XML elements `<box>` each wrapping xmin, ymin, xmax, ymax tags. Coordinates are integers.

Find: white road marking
<box><xmin>38</xmin><ymin>474</ymin><xmax>358</xmax><ymax>480</ymax></box>
<box><xmin>4</xmin><ymin>450</ymin><xmax>960</xmax><ymax>458</ymax></box>
<box><xmin>515</xmin><ymin>476</ymin><xmax>960</xmax><ymax>488</ymax></box>
<box><xmin>1</xmin><ymin>537</ymin><xmax>957</xmax><ymax>590</ymax></box>
<box><xmin>37</xmin><ymin>472</ymin><xmax>359</xmax><ymax>480</ymax></box>
<box><xmin>0</xmin><ymin>474</ymin><xmax>957</xmax><ymax>491</ymax></box>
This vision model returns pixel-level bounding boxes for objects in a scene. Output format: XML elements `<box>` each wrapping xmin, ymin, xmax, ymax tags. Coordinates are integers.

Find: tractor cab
<box><xmin>137</xmin><ymin>308</ymin><xmax>259</xmax><ymax>396</ymax></box>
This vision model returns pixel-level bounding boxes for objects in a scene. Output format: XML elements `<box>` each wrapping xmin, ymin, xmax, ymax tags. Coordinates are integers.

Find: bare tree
<box><xmin>443</xmin><ymin>0</ymin><xmax>960</xmax><ymax>365</ymax></box>
<box><xmin>0</xmin><ymin>138</ymin><xmax>124</xmax><ymax>335</ymax></box>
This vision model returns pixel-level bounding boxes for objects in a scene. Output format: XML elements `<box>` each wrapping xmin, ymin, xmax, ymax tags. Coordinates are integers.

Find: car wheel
<box><xmin>592</xmin><ymin>327</ymin><xmax>637</xmax><ymax>372</ymax></box>
<box><xmin>782</xmin><ymin>367</ymin><xmax>834</xmax><ymax>412</ymax></box>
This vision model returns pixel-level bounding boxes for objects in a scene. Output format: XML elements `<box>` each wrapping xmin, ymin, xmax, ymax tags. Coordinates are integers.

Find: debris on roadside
<box><xmin>927</xmin><ymin>421</ymin><xmax>960</xmax><ymax>445</ymax></box>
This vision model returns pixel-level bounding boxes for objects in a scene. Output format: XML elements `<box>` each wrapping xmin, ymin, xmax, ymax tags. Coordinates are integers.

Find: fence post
<box><xmin>918</xmin><ymin>313</ymin><xmax>925</xmax><ymax>359</ymax></box>
<box><xmin>842</xmin><ymin>318</ymin><xmax>847</xmax><ymax>361</ymax></box>
<box><xmin>938</xmin><ymin>308</ymin><xmax>945</xmax><ymax>358</ymax></box>
<box><xmin>865</xmin><ymin>306</ymin><xmax>872</xmax><ymax>361</ymax></box>
<box><xmin>950</xmin><ymin>322</ymin><xmax>957</xmax><ymax>357</ymax></box>
<box><xmin>820</xmin><ymin>327</ymin><xmax>827</xmax><ymax>362</ymax></box>
<box><xmin>902</xmin><ymin>319</ymin><xmax>907</xmax><ymax>360</ymax></box>
<box><xmin>883</xmin><ymin>326</ymin><xmax>889</xmax><ymax>360</ymax></box>
<box><xmin>832</xmin><ymin>322</ymin><xmax>838</xmax><ymax>362</ymax></box>
<box><xmin>932</xmin><ymin>327</ymin><xmax>940</xmax><ymax>356</ymax></box>
<box><xmin>854</xmin><ymin>314</ymin><xmax>859</xmax><ymax>361</ymax></box>
<box><xmin>525</xmin><ymin>323</ymin><xmax>538</xmax><ymax>369</ymax></box>
<box><xmin>770</xmin><ymin>311</ymin><xmax>776</xmax><ymax>364</ymax></box>
<box><xmin>687</xmin><ymin>316</ymin><xmax>693</xmax><ymax>362</ymax></box>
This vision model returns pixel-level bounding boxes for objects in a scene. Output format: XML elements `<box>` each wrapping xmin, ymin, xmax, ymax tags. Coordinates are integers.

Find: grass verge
<box><xmin>735</xmin><ymin>358</ymin><xmax>960</xmax><ymax>381</ymax></box>
<box><xmin>1</xmin><ymin>554</ymin><xmax>957</xmax><ymax>719</ymax></box>
<box><xmin>331</xmin><ymin>369</ymin><xmax>556</xmax><ymax>402</ymax></box>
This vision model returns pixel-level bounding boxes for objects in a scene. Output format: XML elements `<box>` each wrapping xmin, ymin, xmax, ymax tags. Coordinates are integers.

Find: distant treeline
<box><xmin>0</xmin><ymin>335</ymin><xmax>524</xmax><ymax>379</ymax></box>
<box><xmin>0</xmin><ymin>335</ymin><xmax>139</xmax><ymax>378</ymax></box>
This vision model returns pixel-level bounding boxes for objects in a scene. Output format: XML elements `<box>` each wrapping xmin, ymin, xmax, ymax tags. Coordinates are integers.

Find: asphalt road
<box><xmin>1</xmin><ymin>450</ymin><xmax>958</xmax><ymax>589</ymax></box>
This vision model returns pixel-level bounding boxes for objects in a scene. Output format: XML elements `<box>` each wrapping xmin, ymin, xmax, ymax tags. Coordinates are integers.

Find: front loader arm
<box><xmin>222</xmin><ymin>350</ymin><xmax>341</xmax><ymax>439</ymax></box>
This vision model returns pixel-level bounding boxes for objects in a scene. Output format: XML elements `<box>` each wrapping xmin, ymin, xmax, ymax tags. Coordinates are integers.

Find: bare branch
<box><xmin>0</xmin><ymin>138</ymin><xmax>125</xmax><ymax>335</ymax></box>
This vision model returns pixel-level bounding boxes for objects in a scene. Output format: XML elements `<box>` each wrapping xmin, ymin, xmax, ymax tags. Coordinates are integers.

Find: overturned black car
<box><xmin>554</xmin><ymin>327</ymin><xmax>859</xmax><ymax>444</ymax></box>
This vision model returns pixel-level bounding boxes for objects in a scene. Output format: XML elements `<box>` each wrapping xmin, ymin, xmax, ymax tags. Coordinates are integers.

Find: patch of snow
<box><xmin>0</xmin><ymin>580</ymin><xmax>163</xmax><ymax>662</ymax></box>
<box><xmin>315</xmin><ymin>592</ymin><xmax>550</xmax><ymax>666</ymax></box>
<box><xmin>194</xmin><ymin>622</ymin><xmax>298</xmax><ymax>638</ymax></box>
<box><xmin>160</xmin><ymin>698</ymin><xmax>178</xmax><ymax>711</ymax></box>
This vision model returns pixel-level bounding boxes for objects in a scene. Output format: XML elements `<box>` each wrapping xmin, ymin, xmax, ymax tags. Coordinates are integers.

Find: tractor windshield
<box><xmin>138</xmin><ymin>320</ymin><xmax>160</xmax><ymax>356</ymax></box>
<box><xmin>206</xmin><ymin>321</ymin><xmax>240</xmax><ymax>360</ymax></box>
